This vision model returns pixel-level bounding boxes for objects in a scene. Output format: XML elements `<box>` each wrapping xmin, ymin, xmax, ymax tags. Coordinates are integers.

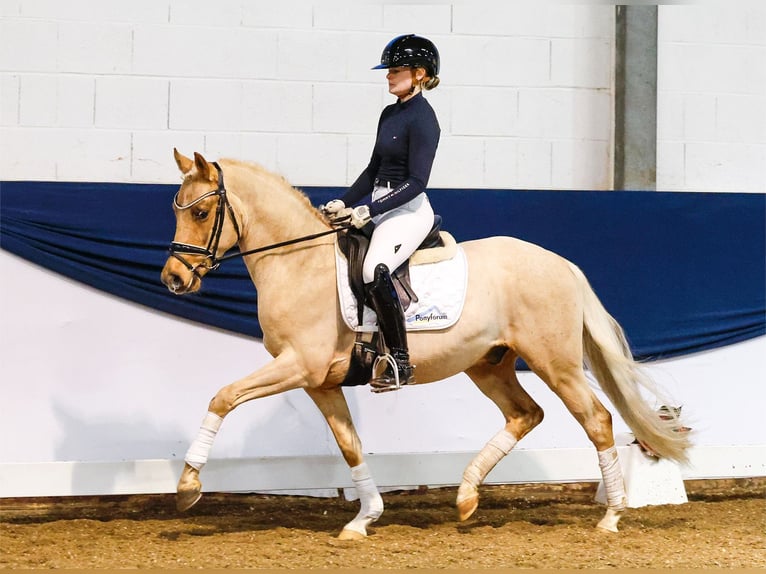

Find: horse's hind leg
<box><xmin>304</xmin><ymin>386</ymin><xmax>383</xmax><ymax>540</ymax></box>
<box><xmin>458</xmin><ymin>353</ymin><xmax>544</xmax><ymax>521</ymax></box>
<box><xmin>526</xmin><ymin>355</ymin><xmax>627</xmax><ymax>532</ymax></box>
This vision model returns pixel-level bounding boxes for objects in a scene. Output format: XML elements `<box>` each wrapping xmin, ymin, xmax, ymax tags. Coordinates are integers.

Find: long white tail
<box><xmin>568</xmin><ymin>262</ymin><xmax>691</xmax><ymax>463</ymax></box>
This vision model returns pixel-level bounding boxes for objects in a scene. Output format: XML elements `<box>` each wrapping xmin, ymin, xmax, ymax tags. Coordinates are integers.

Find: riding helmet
<box><xmin>372</xmin><ymin>34</ymin><xmax>440</xmax><ymax>77</ymax></box>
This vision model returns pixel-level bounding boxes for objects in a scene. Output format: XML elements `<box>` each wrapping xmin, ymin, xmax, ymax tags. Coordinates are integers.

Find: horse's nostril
<box><xmin>164</xmin><ymin>273</ymin><xmax>183</xmax><ymax>292</ymax></box>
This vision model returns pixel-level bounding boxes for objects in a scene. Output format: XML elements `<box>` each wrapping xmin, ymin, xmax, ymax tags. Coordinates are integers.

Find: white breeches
<box><xmin>363</xmin><ymin>186</ymin><xmax>434</xmax><ymax>284</ymax></box>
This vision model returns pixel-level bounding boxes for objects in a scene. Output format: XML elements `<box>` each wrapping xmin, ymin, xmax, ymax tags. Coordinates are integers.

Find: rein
<box><xmin>216</xmin><ymin>225</ymin><xmax>349</xmax><ymax>264</ymax></box>
<box><xmin>169</xmin><ymin>162</ymin><xmax>349</xmax><ymax>277</ymax></box>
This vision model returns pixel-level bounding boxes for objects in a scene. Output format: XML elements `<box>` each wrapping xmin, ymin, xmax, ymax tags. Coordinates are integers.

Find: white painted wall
<box><xmin>1</xmin><ymin>249</ymin><xmax>764</xmax><ymax>497</ymax></box>
<box><xmin>2</xmin><ymin>247</ymin><xmax>765</xmax><ymax>461</ymax></box>
<box><xmin>3</xmin><ymin>2</ymin><xmax>762</xmax><ymax>190</ymax></box>
<box><xmin>657</xmin><ymin>5</ymin><xmax>766</xmax><ymax>192</ymax></box>
<box><xmin>2</xmin><ymin>1</ymin><xmax>610</xmax><ymax>189</ymax></box>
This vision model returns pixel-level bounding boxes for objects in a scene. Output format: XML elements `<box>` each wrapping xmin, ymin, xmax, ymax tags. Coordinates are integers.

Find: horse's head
<box><xmin>161</xmin><ymin>149</ymin><xmax>241</xmax><ymax>294</ymax></box>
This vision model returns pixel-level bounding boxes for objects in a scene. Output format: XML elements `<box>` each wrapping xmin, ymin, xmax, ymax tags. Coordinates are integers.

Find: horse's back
<box><xmin>457</xmin><ymin>234</ymin><xmax>583</xmax><ymax>335</ymax></box>
<box><xmin>459</xmin><ymin>235</ymin><xmax>575</xmax><ymax>281</ymax></box>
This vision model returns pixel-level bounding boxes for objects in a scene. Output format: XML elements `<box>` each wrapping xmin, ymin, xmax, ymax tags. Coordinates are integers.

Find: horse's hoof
<box><xmin>596</xmin><ymin>507</ymin><xmax>622</xmax><ymax>532</ymax></box>
<box><xmin>337</xmin><ymin>528</ymin><xmax>366</xmax><ymax>541</ymax></box>
<box><xmin>176</xmin><ymin>463</ymin><xmax>202</xmax><ymax>512</ymax></box>
<box><xmin>456</xmin><ymin>481</ymin><xmax>479</xmax><ymax>521</ymax></box>
<box><xmin>176</xmin><ymin>489</ymin><xmax>202</xmax><ymax>512</ymax></box>
<box><xmin>456</xmin><ymin>494</ymin><xmax>479</xmax><ymax>521</ymax></box>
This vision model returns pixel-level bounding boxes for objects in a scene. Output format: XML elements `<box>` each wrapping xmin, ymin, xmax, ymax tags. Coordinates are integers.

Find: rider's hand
<box><xmin>325</xmin><ymin>207</ymin><xmax>352</xmax><ymax>226</ymax></box>
<box><xmin>350</xmin><ymin>205</ymin><xmax>371</xmax><ymax>229</ymax></box>
<box><xmin>321</xmin><ymin>199</ymin><xmax>345</xmax><ymax>216</ymax></box>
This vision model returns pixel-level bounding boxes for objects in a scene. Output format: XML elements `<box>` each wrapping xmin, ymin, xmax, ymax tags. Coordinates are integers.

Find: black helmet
<box><xmin>372</xmin><ymin>34</ymin><xmax>440</xmax><ymax>77</ymax></box>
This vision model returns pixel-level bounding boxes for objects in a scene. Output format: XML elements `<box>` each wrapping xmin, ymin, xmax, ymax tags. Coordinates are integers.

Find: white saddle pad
<box><xmin>335</xmin><ymin>241</ymin><xmax>468</xmax><ymax>332</ymax></box>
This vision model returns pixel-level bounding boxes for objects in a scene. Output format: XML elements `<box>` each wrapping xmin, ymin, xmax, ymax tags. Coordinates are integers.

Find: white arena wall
<box><xmin>1</xmin><ymin>2</ymin><xmax>764</xmax><ymax>497</ymax></box>
<box><xmin>1</xmin><ymin>250</ymin><xmax>764</xmax><ymax>497</ymax></box>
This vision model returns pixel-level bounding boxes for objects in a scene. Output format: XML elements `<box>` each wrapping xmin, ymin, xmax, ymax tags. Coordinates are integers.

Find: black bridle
<box><xmin>168</xmin><ymin>162</ymin><xmax>348</xmax><ymax>281</ymax></box>
<box><xmin>168</xmin><ymin>162</ymin><xmax>241</xmax><ymax>279</ymax></box>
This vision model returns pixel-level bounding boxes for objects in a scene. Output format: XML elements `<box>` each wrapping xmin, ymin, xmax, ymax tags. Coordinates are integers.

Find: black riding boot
<box><xmin>366</xmin><ymin>263</ymin><xmax>414</xmax><ymax>392</ymax></box>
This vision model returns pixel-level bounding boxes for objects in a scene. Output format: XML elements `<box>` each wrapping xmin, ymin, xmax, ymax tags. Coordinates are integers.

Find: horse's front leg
<box><xmin>304</xmin><ymin>386</ymin><xmax>383</xmax><ymax>540</ymax></box>
<box><xmin>177</xmin><ymin>349</ymin><xmax>313</xmax><ymax>512</ymax></box>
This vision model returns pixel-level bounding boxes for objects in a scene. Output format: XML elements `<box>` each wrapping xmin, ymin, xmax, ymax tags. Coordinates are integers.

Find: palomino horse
<box><xmin>161</xmin><ymin>150</ymin><xmax>690</xmax><ymax>538</ymax></box>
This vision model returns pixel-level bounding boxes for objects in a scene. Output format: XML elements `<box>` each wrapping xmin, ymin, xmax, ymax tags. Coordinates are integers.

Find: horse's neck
<box><xmin>229</xmin><ymin>166</ymin><xmax>335</xmax><ymax>297</ymax></box>
<box><xmin>238</xmin><ymin>205</ymin><xmax>337</xmax><ymax>335</ymax></box>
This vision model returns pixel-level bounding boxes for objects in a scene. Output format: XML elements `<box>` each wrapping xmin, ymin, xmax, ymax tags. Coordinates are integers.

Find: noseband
<box><xmin>168</xmin><ymin>162</ymin><xmax>241</xmax><ymax>280</ymax></box>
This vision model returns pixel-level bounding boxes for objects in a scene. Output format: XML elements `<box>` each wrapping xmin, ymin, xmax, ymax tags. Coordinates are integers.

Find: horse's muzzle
<box><xmin>161</xmin><ymin>258</ymin><xmax>200</xmax><ymax>294</ymax></box>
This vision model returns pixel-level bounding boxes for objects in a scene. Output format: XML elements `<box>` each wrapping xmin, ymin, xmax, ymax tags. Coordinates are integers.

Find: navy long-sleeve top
<box><xmin>341</xmin><ymin>92</ymin><xmax>440</xmax><ymax>217</ymax></box>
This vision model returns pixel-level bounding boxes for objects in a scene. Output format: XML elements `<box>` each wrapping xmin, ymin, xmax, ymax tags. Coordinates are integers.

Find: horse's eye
<box><xmin>194</xmin><ymin>209</ymin><xmax>209</xmax><ymax>221</ymax></box>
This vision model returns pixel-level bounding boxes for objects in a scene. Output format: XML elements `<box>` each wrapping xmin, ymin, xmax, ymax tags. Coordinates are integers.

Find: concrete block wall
<box><xmin>657</xmin><ymin>5</ymin><xmax>766</xmax><ymax>192</ymax></box>
<box><xmin>0</xmin><ymin>1</ymin><xmax>614</xmax><ymax>189</ymax></box>
<box><xmin>0</xmin><ymin>1</ymin><xmax>763</xmax><ymax>192</ymax></box>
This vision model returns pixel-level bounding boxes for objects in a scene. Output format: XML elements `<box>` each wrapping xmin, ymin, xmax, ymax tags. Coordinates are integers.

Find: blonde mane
<box><xmin>218</xmin><ymin>158</ymin><xmax>330</xmax><ymax>226</ymax></box>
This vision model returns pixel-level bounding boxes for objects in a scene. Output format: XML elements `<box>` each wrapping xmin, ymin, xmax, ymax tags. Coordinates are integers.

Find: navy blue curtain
<box><xmin>1</xmin><ymin>180</ymin><xmax>763</xmax><ymax>361</ymax></box>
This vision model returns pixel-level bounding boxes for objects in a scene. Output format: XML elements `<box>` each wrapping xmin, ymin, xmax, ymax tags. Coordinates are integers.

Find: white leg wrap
<box><xmin>184</xmin><ymin>412</ymin><xmax>223</xmax><ymax>471</ymax></box>
<box><xmin>597</xmin><ymin>446</ymin><xmax>627</xmax><ymax>511</ymax></box>
<box><xmin>457</xmin><ymin>429</ymin><xmax>518</xmax><ymax>504</ymax></box>
<box><xmin>344</xmin><ymin>462</ymin><xmax>384</xmax><ymax>536</ymax></box>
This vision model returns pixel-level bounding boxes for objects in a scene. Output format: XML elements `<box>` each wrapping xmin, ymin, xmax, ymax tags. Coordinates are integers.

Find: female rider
<box><xmin>324</xmin><ymin>34</ymin><xmax>441</xmax><ymax>391</ymax></box>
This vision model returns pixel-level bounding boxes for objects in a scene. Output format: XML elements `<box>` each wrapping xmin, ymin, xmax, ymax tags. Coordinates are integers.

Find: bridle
<box><xmin>169</xmin><ymin>162</ymin><xmax>241</xmax><ymax>280</ymax></box>
<box><xmin>168</xmin><ymin>162</ymin><xmax>349</xmax><ymax>285</ymax></box>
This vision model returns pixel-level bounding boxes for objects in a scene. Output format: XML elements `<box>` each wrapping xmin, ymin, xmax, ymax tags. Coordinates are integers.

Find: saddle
<box><xmin>337</xmin><ymin>215</ymin><xmax>447</xmax><ymax>388</ymax></box>
<box><xmin>337</xmin><ymin>215</ymin><xmax>445</xmax><ymax>326</ymax></box>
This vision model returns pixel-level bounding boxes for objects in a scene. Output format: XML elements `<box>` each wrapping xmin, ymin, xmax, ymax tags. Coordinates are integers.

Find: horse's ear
<box><xmin>193</xmin><ymin>152</ymin><xmax>213</xmax><ymax>182</ymax></box>
<box><xmin>174</xmin><ymin>148</ymin><xmax>194</xmax><ymax>174</ymax></box>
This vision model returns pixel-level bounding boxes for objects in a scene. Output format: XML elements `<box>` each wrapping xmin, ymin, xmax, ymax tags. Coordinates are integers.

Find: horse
<box><xmin>161</xmin><ymin>149</ymin><xmax>690</xmax><ymax>539</ymax></box>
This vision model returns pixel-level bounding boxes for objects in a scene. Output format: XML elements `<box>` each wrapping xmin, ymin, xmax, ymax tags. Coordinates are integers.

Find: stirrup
<box><xmin>370</xmin><ymin>353</ymin><xmax>413</xmax><ymax>393</ymax></box>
